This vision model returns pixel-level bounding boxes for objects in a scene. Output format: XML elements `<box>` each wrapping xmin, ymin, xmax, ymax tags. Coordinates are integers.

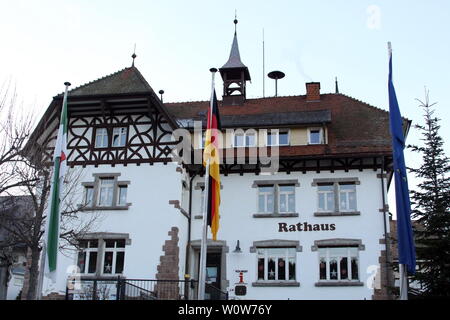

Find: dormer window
<box><xmin>267</xmin><ymin>130</ymin><xmax>289</xmax><ymax>146</ymax></box>
<box><xmin>233</xmin><ymin>131</ymin><xmax>257</xmax><ymax>147</ymax></box>
<box><xmin>308</xmin><ymin>128</ymin><xmax>324</xmax><ymax>145</ymax></box>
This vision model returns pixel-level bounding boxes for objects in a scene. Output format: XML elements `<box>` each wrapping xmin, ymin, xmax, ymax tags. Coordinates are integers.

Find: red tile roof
<box><xmin>165</xmin><ymin>93</ymin><xmax>395</xmax><ymax>157</ymax></box>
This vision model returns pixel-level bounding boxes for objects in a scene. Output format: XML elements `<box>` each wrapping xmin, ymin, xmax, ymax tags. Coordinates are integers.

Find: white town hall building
<box><xmin>29</xmin><ymin>26</ymin><xmax>404</xmax><ymax>300</ymax></box>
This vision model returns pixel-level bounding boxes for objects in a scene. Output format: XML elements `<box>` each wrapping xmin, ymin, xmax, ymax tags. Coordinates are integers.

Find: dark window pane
<box><xmin>79</xmin><ymin>240</ymin><xmax>88</xmax><ymax>248</ymax></box>
<box><xmin>319</xmin><ymin>258</ymin><xmax>327</xmax><ymax>280</ymax></box>
<box><xmin>330</xmin><ymin>259</ymin><xmax>338</xmax><ymax>280</ymax></box>
<box><xmin>258</xmin><ymin>185</ymin><xmax>274</xmax><ymax>192</ymax></box>
<box><xmin>351</xmin><ymin>258</ymin><xmax>359</xmax><ymax>280</ymax></box>
<box><xmin>116</xmin><ymin>239</ymin><xmax>126</xmax><ymax>248</ymax></box>
<box><xmin>340</xmin><ymin>257</ymin><xmax>348</xmax><ymax>280</ymax></box>
<box><xmin>258</xmin><ymin>258</ymin><xmax>265</xmax><ymax>280</ymax></box>
<box><xmin>88</xmin><ymin>252</ymin><xmax>97</xmax><ymax>274</ymax></box>
<box><xmin>77</xmin><ymin>252</ymin><xmax>86</xmax><ymax>273</ymax></box>
<box><xmin>289</xmin><ymin>259</ymin><xmax>296</xmax><ymax>280</ymax></box>
<box><xmin>115</xmin><ymin>252</ymin><xmax>125</xmax><ymax>274</ymax></box>
<box><xmin>103</xmin><ymin>252</ymin><xmax>113</xmax><ymax>274</ymax></box>
<box><xmin>268</xmin><ymin>258</ymin><xmax>276</xmax><ymax>280</ymax></box>
<box><xmin>89</xmin><ymin>240</ymin><xmax>98</xmax><ymax>248</ymax></box>
<box><xmin>278</xmin><ymin>258</ymin><xmax>286</xmax><ymax>280</ymax></box>
<box><xmin>105</xmin><ymin>240</ymin><xmax>115</xmax><ymax>248</ymax></box>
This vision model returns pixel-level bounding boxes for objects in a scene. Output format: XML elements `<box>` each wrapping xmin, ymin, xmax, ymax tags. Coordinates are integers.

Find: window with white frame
<box><xmin>77</xmin><ymin>240</ymin><xmax>99</xmax><ymax>274</ymax></box>
<box><xmin>102</xmin><ymin>239</ymin><xmax>125</xmax><ymax>275</ymax></box>
<box><xmin>316</xmin><ymin>181</ymin><xmax>358</xmax><ymax>213</ymax></box>
<box><xmin>267</xmin><ymin>130</ymin><xmax>289</xmax><ymax>146</ymax></box>
<box><xmin>246</xmin><ymin>132</ymin><xmax>256</xmax><ymax>147</ymax></box>
<box><xmin>84</xmin><ymin>186</ymin><xmax>94</xmax><ymax>207</ymax></box>
<box><xmin>318</xmin><ymin>247</ymin><xmax>359</xmax><ymax>281</ymax></box>
<box><xmin>278</xmin><ymin>185</ymin><xmax>295</xmax><ymax>213</ymax></box>
<box><xmin>339</xmin><ymin>183</ymin><xmax>357</xmax><ymax>211</ymax></box>
<box><xmin>112</xmin><ymin>127</ymin><xmax>127</xmax><ymax>147</ymax></box>
<box><xmin>317</xmin><ymin>183</ymin><xmax>335</xmax><ymax>212</ymax></box>
<box><xmin>117</xmin><ymin>185</ymin><xmax>128</xmax><ymax>206</ymax></box>
<box><xmin>257</xmin><ymin>185</ymin><xmax>275</xmax><ymax>213</ymax></box>
<box><xmin>233</xmin><ymin>131</ymin><xmax>257</xmax><ymax>147</ymax></box>
<box><xmin>77</xmin><ymin>238</ymin><xmax>126</xmax><ymax>276</ymax></box>
<box><xmin>234</xmin><ymin>132</ymin><xmax>244</xmax><ymax>147</ymax></box>
<box><xmin>308</xmin><ymin>128</ymin><xmax>323</xmax><ymax>144</ymax></box>
<box><xmin>95</xmin><ymin>128</ymin><xmax>108</xmax><ymax>148</ymax></box>
<box><xmin>82</xmin><ymin>174</ymin><xmax>130</xmax><ymax>209</ymax></box>
<box><xmin>256</xmin><ymin>183</ymin><xmax>297</xmax><ymax>214</ymax></box>
<box><xmin>98</xmin><ymin>178</ymin><xmax>114</xmax><ymax>206</ymax></box>
<box><xmin>257</xmin><ymin>248</ymin><xmax>296</xmax><ymax>281</ymax></box>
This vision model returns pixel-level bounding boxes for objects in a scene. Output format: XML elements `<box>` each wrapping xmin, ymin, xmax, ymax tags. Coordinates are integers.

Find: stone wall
<box><xmin>155</xmin><ymin>227</ymin><xmax>180</xmax><ymax>299</ymax></box>
<box><xmin>372</xmin><ymin>236</ymin><xmax>395</xmax><ymax>300</ymax></box>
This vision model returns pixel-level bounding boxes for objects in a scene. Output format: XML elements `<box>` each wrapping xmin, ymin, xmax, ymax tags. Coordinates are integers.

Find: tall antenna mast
<box><xmin>263</xmin><ymin>28</ymin><xmax>265</xmax><ymax>98</ymax></box>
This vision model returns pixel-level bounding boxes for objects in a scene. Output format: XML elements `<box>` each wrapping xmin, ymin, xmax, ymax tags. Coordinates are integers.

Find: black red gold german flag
<box><xmin>203</xmin><ymin>90</ymin><xmax>221</xmax><ymax>240</ymax></box>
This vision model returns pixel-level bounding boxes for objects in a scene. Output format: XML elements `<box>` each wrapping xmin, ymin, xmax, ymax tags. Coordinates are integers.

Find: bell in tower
<box><xmin>219</xmin><ymin>18</ymin><xmax>251</xmax><ymax>106</ymax></box>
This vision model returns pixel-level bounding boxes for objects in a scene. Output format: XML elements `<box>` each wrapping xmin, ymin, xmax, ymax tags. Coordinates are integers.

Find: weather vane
<box><xmin>131</xmin><ymin>43</ymin><xmax>137</xmax><ymax>67</ymax></box>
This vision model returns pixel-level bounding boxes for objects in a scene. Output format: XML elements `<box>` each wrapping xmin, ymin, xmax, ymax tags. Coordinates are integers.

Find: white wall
<box><xmin>42</xmin><ymin>162</ymin><xmax>188</xmax><ymax>296</ymax></box>
<box><xmin>41</xmin><ymin>166</ymin><xmax>389</xmax><ymax>300</ymax></box>
<box><xmin>190</xmin><ymin>169</ymin><xmax>389</xmax><ymax>300</ymax></box>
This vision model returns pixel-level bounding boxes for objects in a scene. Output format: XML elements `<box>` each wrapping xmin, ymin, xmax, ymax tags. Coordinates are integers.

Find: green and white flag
<box><xmin>45</xmin><ymin>82</ymin><xmax>70</xmax><ymax>279</ymax></box>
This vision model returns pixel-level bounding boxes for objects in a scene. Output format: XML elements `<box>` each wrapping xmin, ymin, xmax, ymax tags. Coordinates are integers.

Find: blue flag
<box><xmin>388</xmin><ymin>43</ymin><xmax>416</xmax><ymax>274</ymax></box>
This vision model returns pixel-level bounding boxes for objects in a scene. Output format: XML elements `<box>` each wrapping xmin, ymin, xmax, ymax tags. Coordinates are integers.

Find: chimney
<box><xmin>305</xmin><ymin>82</ymin><xmax>321</xmax><ymax>102</ymax></box>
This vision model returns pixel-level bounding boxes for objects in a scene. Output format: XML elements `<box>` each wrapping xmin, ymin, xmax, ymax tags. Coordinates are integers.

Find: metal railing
<box><xmin>66</xmin><ymin>277</ymin><xmax>228</xmax><ymax>300</ymax></box>
<box><xmin>205</xmin><ymin>282</ymin><xmax>229</xmax><ymax>300</ymax></box>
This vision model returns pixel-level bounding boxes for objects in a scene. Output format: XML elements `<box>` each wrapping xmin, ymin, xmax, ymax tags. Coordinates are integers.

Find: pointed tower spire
<box><xmin>219</xmin><ymin>16</ymin><xmax>251</xmax><ymax>106</ymax></box>
<box><xmin>335</xmin><ymin>77</ymin><xmax>339</xmax><ymax>94</ymax></box>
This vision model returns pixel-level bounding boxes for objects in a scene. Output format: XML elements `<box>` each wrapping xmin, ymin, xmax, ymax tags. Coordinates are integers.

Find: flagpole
<box><xmin>198</xmin><ymin>68</ymin><xmax>217</xmax><ymax>300</ymax></box>
<box><xmin>37</xmin><ymin>82</ymin><xmax>71</xmax><ymax>299</ymax></box>
<box><xmin>388</xmin><ymin>42</ymin><xmax>414</xmax><ymax>300</ymax></box>
<box><xmin>388</xmin><ymin>41</ymin><xmax>407</xmax><ymax>300</ymax></box>
<box><xmin>399</xmin><ymin>264</ymin><xmax>408</xmax><ymax>300</ymax></box>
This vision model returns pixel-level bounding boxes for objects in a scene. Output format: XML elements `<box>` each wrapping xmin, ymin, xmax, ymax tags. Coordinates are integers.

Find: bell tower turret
<box><xmin>219</xmin><ymin>18</ymin><xmax>251</xmax><ymax>106</ymax></box>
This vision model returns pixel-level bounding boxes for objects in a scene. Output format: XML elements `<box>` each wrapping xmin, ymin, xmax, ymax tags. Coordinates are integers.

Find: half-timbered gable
<box><xmin>30</xmin><ymin>66</ymin><xmax>179</xmax><ymax>167</ymax></box>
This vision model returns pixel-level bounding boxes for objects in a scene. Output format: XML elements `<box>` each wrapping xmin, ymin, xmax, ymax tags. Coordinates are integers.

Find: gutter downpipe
<box><xmin>380</xmin><ymin>155</ymin><xmax>393</xmax><ymax>299</ymax></box>
<box><xmin>184</xmin><ymin>172</ymin><xmax>196</xmax><ymax>299</ymax></box>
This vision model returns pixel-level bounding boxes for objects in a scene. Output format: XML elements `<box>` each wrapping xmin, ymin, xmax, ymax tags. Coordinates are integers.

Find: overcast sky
<box><xmin>1</xmin><ymin>0</ymin><xmax>449</xmax><ymax>216</ymax></box>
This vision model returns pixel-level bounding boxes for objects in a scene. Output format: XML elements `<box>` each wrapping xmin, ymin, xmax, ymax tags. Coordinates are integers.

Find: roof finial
<box><xmin>234</xmin><ymin>10</ymin><xmax>238</xmax><ymax>34</ymax></box>
<box><xmin>335</xmin><ymin>76</ymin><xmax>339</xmax><ymax>94</ymax></box>
<box><xmin>131</xmin><ymin>43</ymin><xmax>137</xmax><ymax>67</ymax></box>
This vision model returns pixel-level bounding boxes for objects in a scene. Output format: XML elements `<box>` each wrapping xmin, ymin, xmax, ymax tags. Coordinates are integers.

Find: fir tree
<box><xmin>408</xmin><ymin>90</ymin><xmax>450</xmax><ymax>297</ymax></box>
